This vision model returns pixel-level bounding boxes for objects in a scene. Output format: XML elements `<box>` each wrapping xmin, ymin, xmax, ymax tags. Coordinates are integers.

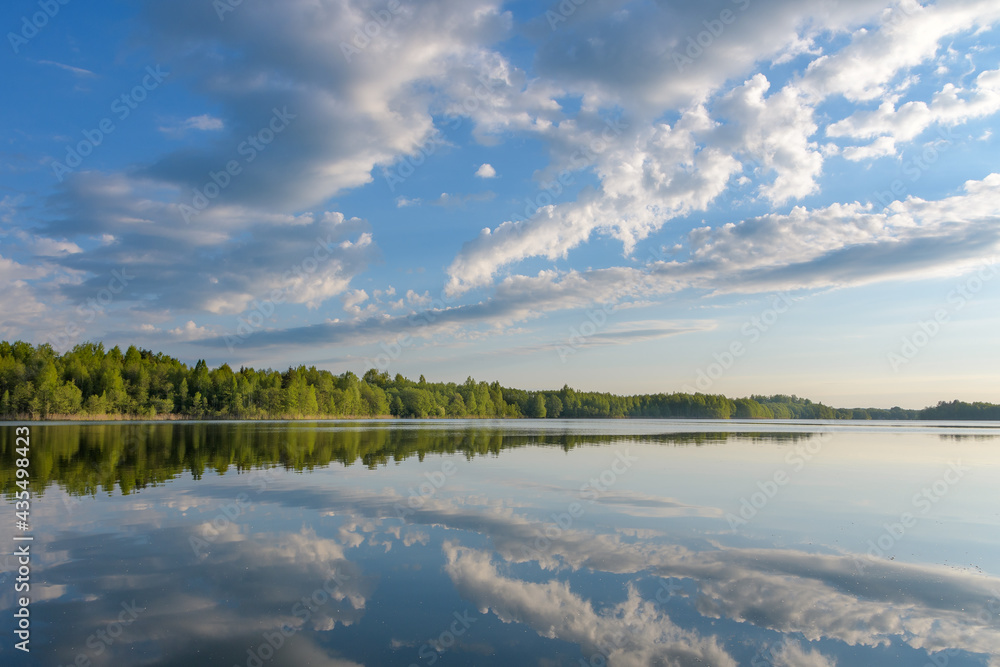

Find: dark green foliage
<box><xmin>0</xmin><ymin>424</ymin><xmax>817</xmax><ymax>498</ymax></box>
<box><xmin>919</xmin><ymin>400</ymin><xmax>1000</xmax><ymax>421</ymax></box>
<box><xmin>0</xmin><ymin>340</ymin><xmax>994</xmax><ymax>421</ymax></box>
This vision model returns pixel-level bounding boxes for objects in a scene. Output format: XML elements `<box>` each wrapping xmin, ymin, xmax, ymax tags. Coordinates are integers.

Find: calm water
<box><xmin>2</xmin><ymin>420</ymin><xmax>999</xmax><ymax>666</ymax></box>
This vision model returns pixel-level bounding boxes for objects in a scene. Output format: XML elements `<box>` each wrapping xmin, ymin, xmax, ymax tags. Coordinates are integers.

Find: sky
<box><xmin>1</xmin><ymin>0</ymin><xmax>999</xmax><ymax>408</ymax></box>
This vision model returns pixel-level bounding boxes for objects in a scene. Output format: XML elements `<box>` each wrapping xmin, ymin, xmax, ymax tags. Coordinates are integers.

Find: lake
<box><xmin>2</xmin><ymin>420</ymin><xmax>999</xmax><ymax>666</ymax></box>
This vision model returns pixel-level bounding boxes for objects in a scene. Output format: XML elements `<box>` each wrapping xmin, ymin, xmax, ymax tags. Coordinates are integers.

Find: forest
<box><xmin>0</xmin><ymin>340</ymin><xmax>997</xmax><ymax>421</ymax></box>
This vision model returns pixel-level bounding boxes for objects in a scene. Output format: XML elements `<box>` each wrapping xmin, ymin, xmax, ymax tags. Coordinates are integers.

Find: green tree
<box><xmin>528</xmin><ymin>394</ymin><xmax>547</xmax><ymax>418</ymax></box>
<box><xmin>545</xmin><ymin>395</ymin><xmax>563</xmax><ymax>418</ymax></box>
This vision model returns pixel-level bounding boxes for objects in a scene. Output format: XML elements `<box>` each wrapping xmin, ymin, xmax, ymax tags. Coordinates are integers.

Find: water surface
<box><xmin>2</xmin><ymin>420</ymin><xmax>999</xmax><ymax>666</ymax></box>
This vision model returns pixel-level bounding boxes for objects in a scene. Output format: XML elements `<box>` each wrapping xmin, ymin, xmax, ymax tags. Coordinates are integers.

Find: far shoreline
<box><xmin>4</xmin><ymin>415</ymin><xmax>1000</xmax><ymax>426</ymax></box>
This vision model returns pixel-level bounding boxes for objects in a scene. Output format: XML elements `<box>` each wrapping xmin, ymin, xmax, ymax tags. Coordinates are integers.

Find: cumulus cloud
<box><xmin>475</xmin><ymin>163</ymin><xmax>497</xmax><ymax>178</ymax></box>
<box><xmin>444</xmin><ymin>105</ymin><xmax>739</xmax><ymax>294</ymax></box>
<box><xmin>12</xmin><ymin>0</ymin><xmax>560</xmax><ymax>348</ymax></box>
<box><xmin>136</xmin><ymin>0</ymin><xmax>517</xmax><ymax>211</ymax></box>
<box><xmin>10</xmin><ymin>0</ymin><xmax>1000</xmax><ymax>358</ymax></box>
<box><xmin>532</xmin><ymin>0</ymin><xmax>890</xmax><ymax>112</ymax></box>
<box><xmin>828</xmin><ymin>67</ymin><xmax>1000</xmax><ymax>157</ymax></box>
<box><xmin>168</xmin><ymin>320</ymin><xmax>213</xmax><ymax>339</ymax></box>
<box><xmin>443</xmin><ymin>70</ymin><xmax>825</xmax><ymax>294</ymax></box>
<box><xmin>340</xmin><ymin>289</ymin><xmax>371</xmax><ymax>316</ymax></box>
<box><xmin>798</xmin><ymin>0</ymin><xmax>1000</xmax><ymax>102</ymax></box>
<box><xmin>441</xmin><ymin>0</ymin><xmax>1000</xmax><ymax>294</ymax></box>
<box><xmin>182</xmin><ymin>114</ymin><xmax>224</xmax><ymax>131</ymax></box>
<box><xmin>651</xmin><ymin>172</ymin><xmax>1000</xmax><ymax>295</ymax></box>
<box><xmin>191</xmin><ymin>172</ymin><xmax>1000</xmax><ymax>352</ymax></box>
<box><xmin>42</xmin><ymin>172</ymin><xmax>377</xmax><ymax>320</ymax></box>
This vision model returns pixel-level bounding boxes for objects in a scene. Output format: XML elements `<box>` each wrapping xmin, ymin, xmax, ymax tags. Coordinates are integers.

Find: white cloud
<box><xmin>41</xmin><ymin>172</ymin><xmax>377</xmax><ymax>320</ymax></box>
<box><xmin>0</xmin><ymin>254</ymin><xmax>51</xmax><ymax>340</ymax></box>
<box><xmin>799</xmin><ymin>0</ymin><xmax>1000</xmax><ymax>103</ymax></box>
<box><xmin>158</xmin><ymin>115</ymin><xmax>225</xmax><ymax>136</ymax></box>
<box><xmin>341</xmin><ymin>288</ymin><xmax>370</xmax><ymax>315</ymax></box>
<box><xmin>14</xmin><ymin>0</ymin><xmax>1000</xmax><ymax>363</ymax></box>
<box><xmin>841</xmin><ymin>135</ymin><xmax>897</xmax><ymax>161</ymax></box>
<box><xmin>36</xmin><ymin>60</ymin><xmax>96</xmax><ymax>77</ymax></box>
<box><xmin>168</xmin><ymin>320</ymin><xmax>212</xmax><ymax>339</ymax></box>
<box><xmin>530</xmin><ymin>0</ymin><xmax>892</xmax><ymax>113</ymax></box>
<box><xmin>649</xmin><ymin>173</ymin><xmax>1000</xmax><ymax>295</ymax></box>
<box><xmin>440</xmin><ymin>0</ymin><xmax>1000</xmax><ymax>294</ymax></box>
<box><xmin>192</xmin><ymin>172</ymin><xmax>1000</xmax><ymax>354</ymax></box>
<box><xmin>405</xmin><ymin>289</ymin><xmax>432</xmax><ymax>308</ymax></box>
<box><xmin>714</xmin><ymin>74</ymin><xmax>822</xmax><ymax>203</ymax></box>
<box><xmin>138</xmin><ymin>0</ymin><xmax>518</xmax><ymax>211</ymax></box>
<box><xmin>828</xmin><ymin>68</ymin><xmax>1000</xmax><ymax>158</ymax></box>
<box><xmin>445</xmin><ymin>72</ymin><xmax>824</xmax><ymax>293</ymax></box>
<box><xmin>182</xmin><ymin>114</ymin><xmax>224</xmax><ymax>131</ymax></box>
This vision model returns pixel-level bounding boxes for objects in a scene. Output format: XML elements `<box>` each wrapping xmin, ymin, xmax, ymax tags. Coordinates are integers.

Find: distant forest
<box><xmin>1</xmin><ymin>341</ymin><xmax>998</xmax><ymax>421</ymax></box>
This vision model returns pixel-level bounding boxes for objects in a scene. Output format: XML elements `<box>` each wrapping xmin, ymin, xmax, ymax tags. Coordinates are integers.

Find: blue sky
<box><xmin>2</xmin><ymin>0</ymin><xmax>999</xmax><ymax>408</ymax></box>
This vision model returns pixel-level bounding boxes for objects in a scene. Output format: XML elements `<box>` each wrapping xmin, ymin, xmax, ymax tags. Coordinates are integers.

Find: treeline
<box><xmin>919</xmin><ymin>400</ymin><xmax>1000</xmax><ymax>421</ymax></box>
<box><xmin>0</xmin><ymin>341</ymin><xmax>996</xmax><ymax>421</ymax></box>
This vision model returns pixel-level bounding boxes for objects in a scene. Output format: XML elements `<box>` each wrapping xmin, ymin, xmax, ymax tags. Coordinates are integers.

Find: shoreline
<box><xmin>2</xmin><ymin>414</ymin><xmax>999</xmax><ymax>424</ymax></box>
